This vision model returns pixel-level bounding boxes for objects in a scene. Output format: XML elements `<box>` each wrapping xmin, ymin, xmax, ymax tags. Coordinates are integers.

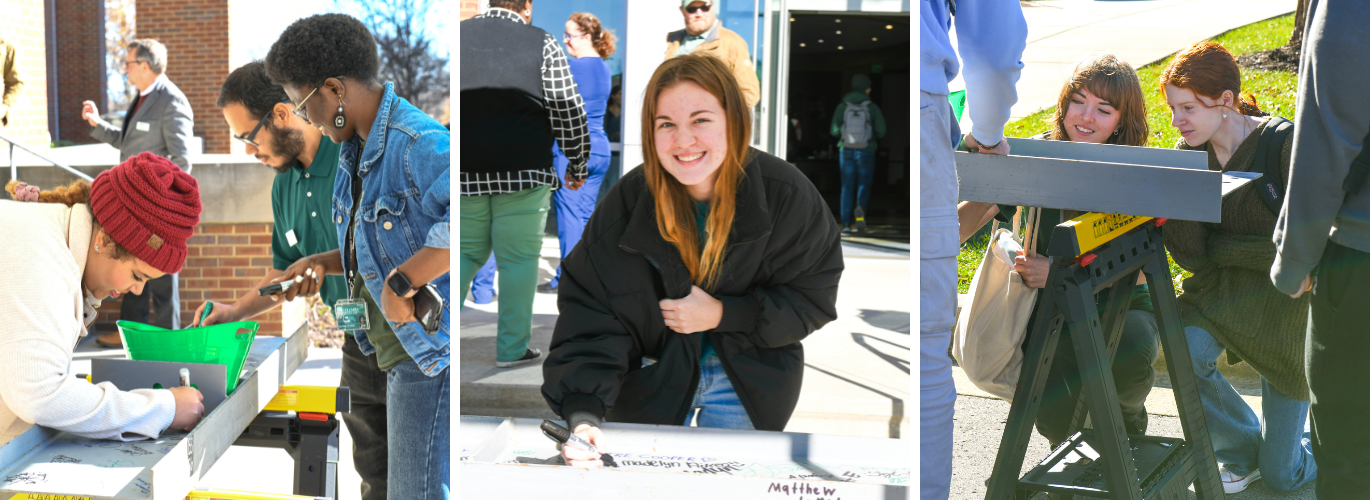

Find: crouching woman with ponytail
<box><xmin>541</xmin><ymin>54</ymin><xmax>844</xmax><ymax>467</ymax></box>
<box><xmin>1160</xmin><ymin>41</ymin><xmax>1316</xmax><ymax>493</ymax></box>
<box><xmin>0</xmin><ymin>152</ymin><xmax>205</xmax><ymax>441</ymax></box>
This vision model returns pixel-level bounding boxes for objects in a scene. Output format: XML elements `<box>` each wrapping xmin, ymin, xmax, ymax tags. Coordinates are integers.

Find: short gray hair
<box><xmin>128</xmin><ymin>39</ymin><xmax>167</xmax><ymax>74</ymax></box>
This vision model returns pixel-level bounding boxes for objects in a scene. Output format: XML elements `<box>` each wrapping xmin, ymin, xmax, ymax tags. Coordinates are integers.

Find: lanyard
<box><xmin>344</xmin><ymin>145</ymin><xmax>363</xmax><ymax>296</ymax></box>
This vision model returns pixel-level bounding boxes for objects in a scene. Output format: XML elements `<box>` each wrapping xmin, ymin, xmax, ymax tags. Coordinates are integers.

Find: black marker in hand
<box><xmin>541</xmin><ymin>420</ymin><xmax>617</xmax><ymax>467</ymax></box>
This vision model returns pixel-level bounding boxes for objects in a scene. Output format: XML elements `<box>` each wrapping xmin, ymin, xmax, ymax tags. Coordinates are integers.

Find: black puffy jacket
<box><xmin>541</xmin><ymin>149</ymin><xmax>844</xmax><ymax>432</ymax></box>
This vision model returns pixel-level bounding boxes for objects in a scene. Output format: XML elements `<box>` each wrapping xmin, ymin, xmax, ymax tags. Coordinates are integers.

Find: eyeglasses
<box><xmin>563</xmin><ymin>31</ymin><xmax>587</xmax><ymax>41</ymax></box>
<box><xmin>292</xmin><ymin>86</ymin><xmax>320</xmax><ymax>124</ymax></box>
<box><xmin>233</xmin><ymin>100</ymin><xmax>292</xmax><ymax>148</ymax></box>
<box><xmin>685</xmin><ymin>4</ymin><xmax>712</xmax><ymax>14</ymax></box>
<box><xmin>123</xmin><ymin>59</ymin><xmax>144</xmax><ymax>69</ymax></box>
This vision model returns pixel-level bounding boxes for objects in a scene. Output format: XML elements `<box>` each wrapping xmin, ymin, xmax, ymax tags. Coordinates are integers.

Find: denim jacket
<box><xmin>335</xmin><ymin>82</ymin><xmax>451</xmax><ymax>376</ymax></box>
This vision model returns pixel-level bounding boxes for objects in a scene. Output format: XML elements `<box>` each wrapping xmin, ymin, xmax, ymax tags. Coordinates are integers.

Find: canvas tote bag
<box><xmin>952</xmin><ymin>207</ymin><xmax>1042</xmax><ymax>402</ymax></box>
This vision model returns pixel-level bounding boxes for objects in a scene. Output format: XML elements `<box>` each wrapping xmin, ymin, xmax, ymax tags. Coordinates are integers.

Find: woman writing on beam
<box><xmin>541</xmin><ymin>54</ymin><xmax>845</xmax><ymax>467</ymax></box>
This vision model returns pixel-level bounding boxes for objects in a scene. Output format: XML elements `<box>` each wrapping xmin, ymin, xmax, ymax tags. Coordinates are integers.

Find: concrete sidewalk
<box><xmin>949</xmin><ymin>0</ymin><xmax>1295</xmax><ymax>123</ymax></box>
<box><xmin>459</xmin><ymin>236</ymin><xmax>911</xmax><ymax>440</ymax></box>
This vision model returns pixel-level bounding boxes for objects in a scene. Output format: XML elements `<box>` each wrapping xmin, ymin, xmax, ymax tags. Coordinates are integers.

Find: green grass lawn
<box><xmin>959</xmin><ymin>13</ymin><xmax>1298</xmax><ymax>294</ymax></box>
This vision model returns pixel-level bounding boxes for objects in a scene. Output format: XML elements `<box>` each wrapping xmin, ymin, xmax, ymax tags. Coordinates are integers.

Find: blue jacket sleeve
<box><xmin>955</xmin><ymin>0</ymin><xmax>1027</xmax><ymax>145</ymax></box>
<box><xmin>415</xmin><ymin>130</ymin><xmax>451</xmax><ymax>249</ymax></box>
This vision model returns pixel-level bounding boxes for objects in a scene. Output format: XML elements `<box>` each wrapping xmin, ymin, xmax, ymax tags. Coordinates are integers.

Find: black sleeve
<box><xmin>712</xmin><ymin>178</ymin><xmax>845</xmax><ymax>348</ymax></box>
<box><xmin>540</xmin><ymin>185</ymin><xmax>639</xmax><ymax>428</ymax></box>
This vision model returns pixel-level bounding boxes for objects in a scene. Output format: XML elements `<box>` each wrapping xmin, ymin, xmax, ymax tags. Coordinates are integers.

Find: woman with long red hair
<box><xmin>1161</xmin><ymin>41</ymin><xmax>1315</xmax><ymax>494</ymax></box>
<box><xmin>541</xmin><ymin>54</ymin><xmax>844</xmax><ymax>467</ymax></box>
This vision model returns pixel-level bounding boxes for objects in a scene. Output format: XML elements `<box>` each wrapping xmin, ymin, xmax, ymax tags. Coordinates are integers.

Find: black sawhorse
<box><xmin>235</xmin><ymin>387</ymin><xmax>352</xmax><ymax>499</ymax></box>
<box><xmin>984</xmin><ymin>220</ymin><xmax>1225</xmax><ymax>499</ymax></box>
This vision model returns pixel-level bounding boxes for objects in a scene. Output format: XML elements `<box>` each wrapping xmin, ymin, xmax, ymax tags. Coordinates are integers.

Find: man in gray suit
<box><xmin>81</xmin><ymin>38</ymin><xmax>194</xmax><ymax>346</ymax></box>
<box><xmin>82</xmin><ymin>38</ymin><xmax>194</xmax><ymax>171</ymax></box>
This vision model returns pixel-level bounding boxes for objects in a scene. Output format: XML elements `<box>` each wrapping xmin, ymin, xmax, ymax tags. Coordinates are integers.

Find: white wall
<box><xmin>621</xmin><ymin>2</ymin><xmax>683</xmax><ymax>172</ymax></box>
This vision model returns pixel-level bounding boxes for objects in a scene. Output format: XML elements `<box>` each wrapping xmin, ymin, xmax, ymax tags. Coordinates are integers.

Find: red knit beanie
<box><xmin>90</xmin><ymin>152</ymin><xmax>202</xmax><ymax>274</ymax></box>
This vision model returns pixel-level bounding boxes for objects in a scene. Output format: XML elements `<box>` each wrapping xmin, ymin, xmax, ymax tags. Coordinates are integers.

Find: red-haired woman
<box><xmin>0</xmin><ymin>153</ymin><xmax>205</xmax><ymax>441</ymax></box>
<box><xmin>541</xmin><ymin>54</ymin><xmax>844</xmax><ymax>467</ymax></box>
<box><xmin>1161</xmin><ymin>41</ymin><xmax>1315</xmax><ymax>494</ymax></box>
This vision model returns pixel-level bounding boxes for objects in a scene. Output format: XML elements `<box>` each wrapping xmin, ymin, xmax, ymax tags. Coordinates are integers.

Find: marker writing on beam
<box><xmin>179</xmin><ymin>368</ymin><xmax>190</xmax><ymax>388</ymax></box>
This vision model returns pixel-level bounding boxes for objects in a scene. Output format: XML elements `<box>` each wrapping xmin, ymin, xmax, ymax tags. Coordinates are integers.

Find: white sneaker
<box><xmin>1220</xmin><ymin>466</ymin><xmax>1262</xmax><ymax>494</ymax></box>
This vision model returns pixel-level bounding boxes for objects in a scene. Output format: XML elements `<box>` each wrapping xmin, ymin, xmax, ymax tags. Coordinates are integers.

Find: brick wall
<box><xmin>92</xmin><ymin>222</ymin><xmax>284</xmax><ymax>337</ymax></box>
<box><xmin>52</xmin><ymin>0</ymin><xmax>105</xmax><ymax>144</ymax></box>
<box><xmin>460</xmin><ymin>0</ymin><xmax>480</xmax><ymax>20</ymax></box>
<box><xmin>136</xmin><ymin>0</ymin><xmax>231</xmax><ymax>154</ymax></box>
<box><xmin>0</xmin><ymin>0</ymin><xmax>51</xmax><ymax>148</ymax></box>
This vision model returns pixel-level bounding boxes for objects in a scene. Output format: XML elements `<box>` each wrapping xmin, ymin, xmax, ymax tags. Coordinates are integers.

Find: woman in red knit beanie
<box><xmin>0</xmin><ymin>152</ymin><xmax>206</xmax><ymax>440</ymax></box>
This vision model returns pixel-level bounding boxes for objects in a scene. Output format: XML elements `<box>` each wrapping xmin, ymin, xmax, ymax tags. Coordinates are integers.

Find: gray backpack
<box><xmin>842</xmin><ymin>100</ymin><xmax>872</xmax><ymax>149</ymax></box>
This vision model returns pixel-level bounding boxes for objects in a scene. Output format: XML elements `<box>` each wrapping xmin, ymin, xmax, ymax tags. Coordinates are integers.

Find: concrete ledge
<box><xmin>1</xmin><ymin>148</ymin><xmax>274</xmax><ymax>224</ymax></box>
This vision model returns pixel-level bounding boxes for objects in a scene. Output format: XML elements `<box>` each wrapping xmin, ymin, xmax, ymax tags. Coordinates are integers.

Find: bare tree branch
<box><xmin>341</xmin><ymin>0</ymin><xmax>451</xmax><ymax>118</ymax></box>
<box><xmin>105</xmin><ymin>0</ymin><xmax>136</xmax><ymax>113</ymax></box>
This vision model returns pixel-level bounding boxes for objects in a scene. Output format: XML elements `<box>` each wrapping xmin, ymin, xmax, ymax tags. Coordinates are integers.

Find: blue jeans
<box><xmin>839</xmin><ymin>148</ymin><xmax>875</xmax><ymax>226</ymax></box>
<box><xmin>682</xmin><ymin>355</ymin><xmax>754</xmax><ymax>430</ymax></box>
<box><xmin>387</xmin><ymin>360</ymin><xmax>450</xmax><ymax>499</ymax></box>
<box><xmin>1186</xmin><ymin>325</ymin><xmax>1316</xmax><ymax>491</ymax></box>
<box><xmin>468</xmin><ymin>256</ymin><xmax>496</xmax><ymax>305</ymax></box>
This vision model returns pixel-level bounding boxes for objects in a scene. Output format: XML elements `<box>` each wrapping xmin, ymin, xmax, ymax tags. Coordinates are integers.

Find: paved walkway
<box><xmin>459</xmin><ymin>236</ymin><xmax>912</xmax><ymax>440</ymax></box>
<box><xmin>949</xmin><ymin>0</ymin><xmax>1295</xmax><ymax>123</ymax></box>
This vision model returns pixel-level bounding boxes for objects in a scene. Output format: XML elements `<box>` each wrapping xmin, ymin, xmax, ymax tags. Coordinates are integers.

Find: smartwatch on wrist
<box><xmin>387</xmin><ymin>269</ymin><xmax>420</xmax><ymax>297</ymax></box>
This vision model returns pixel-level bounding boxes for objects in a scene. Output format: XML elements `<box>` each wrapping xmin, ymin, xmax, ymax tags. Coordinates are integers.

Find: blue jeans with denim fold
<box><xmin>682</xmin><ymin>355</ymin><xmax>754</xmax><ymax>430</ymax></box>
<box><xmin>386</xmin><ymin>360</ymin><xmax>450</xmax><ymax>499</ymax></box>
<box><xmin>1186</xmin><ymin>325</ymin><xmax>1316</xmax><ymax>491</ymax></box>
<box><xmin>839</xmin><ymin>148</ymin><xmax>875</xmax><ymax>226</ymax></box>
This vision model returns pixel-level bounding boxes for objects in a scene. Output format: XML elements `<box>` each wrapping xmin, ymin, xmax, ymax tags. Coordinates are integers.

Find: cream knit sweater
<box><xmin>0</xmin><ymin>200</ymin><xmax>175</xmax><ymax>441</ymax></box>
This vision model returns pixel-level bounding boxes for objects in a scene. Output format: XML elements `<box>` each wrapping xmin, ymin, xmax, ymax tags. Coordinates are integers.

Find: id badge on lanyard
<box><xmin>333</xmin><ymin>145</ymin><xmax>370</xmax><ymax>332</ymax></box>
<box><xmin>333</xmin><ymin>298</ymin><xmax>370</xmax><ymax>331</ymax></box>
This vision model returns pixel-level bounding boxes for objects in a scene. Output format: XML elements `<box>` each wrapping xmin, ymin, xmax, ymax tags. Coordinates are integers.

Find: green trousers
<box><xmin>459</xmin><ymin>185</ymin><xmax>551</xmax><ymax>362</ymax></box>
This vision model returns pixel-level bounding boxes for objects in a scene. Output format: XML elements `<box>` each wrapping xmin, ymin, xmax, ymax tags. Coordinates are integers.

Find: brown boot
<box><xmin>95</xmin><ymin>332</ymin><xmax>123</xmax><ymax>349</ymax></box>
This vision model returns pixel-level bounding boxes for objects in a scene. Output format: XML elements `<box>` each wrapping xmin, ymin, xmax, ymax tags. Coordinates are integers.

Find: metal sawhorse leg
<box><xmin>984</xmin><ymin>221</ymin><xmax>1225</xmax><ymax>499</ymax></box>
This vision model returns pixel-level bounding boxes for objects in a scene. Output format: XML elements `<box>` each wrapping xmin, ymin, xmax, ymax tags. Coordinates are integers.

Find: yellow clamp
<box><xmin>184</xmin><ymin>488</ymin><xmax>327</xmax><ymax>500</ymax></box>
<box><xmin>1057</xmin><ymin>212</ymin><xmax>1153</xmax><ymax>258</ymax></box>
<box><xmin>264</xmin><ymin>385</ymin><xmax>350</xmax><ymax>415</ymax></box>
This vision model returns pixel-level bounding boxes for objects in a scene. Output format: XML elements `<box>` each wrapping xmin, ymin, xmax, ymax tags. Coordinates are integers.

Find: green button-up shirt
<box><xmin>271</xmin><ymin>135</ymin><xmax>348</xmax><ymax>310</ymax></box>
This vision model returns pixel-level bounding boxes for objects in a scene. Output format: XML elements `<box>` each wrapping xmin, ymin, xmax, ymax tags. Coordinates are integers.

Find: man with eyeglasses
<box><xmin>81</xmin><ymin>38</ymin><xmax>195</xmax><ymax>345</ymax></box>
<box><xmin>461</xmin><ymin>0</ymin><xmax>590</xmax><ymax>368</ymax></box>
<box><xmin>666</xmin><ymin>0</ymin><xmax>761</xmax><ymax>109</ymax></box>
<box><xmin>204</xmin><ymin>60</ymin><xmax>388</xmax><ymax>500</ymax></box>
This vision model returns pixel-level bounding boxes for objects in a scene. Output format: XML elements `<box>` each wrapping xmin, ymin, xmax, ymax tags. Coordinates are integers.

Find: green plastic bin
<box><xmin>116</xmin><ymin>320</ymin><xmax>258</xmax><ymax>393</ymax></box>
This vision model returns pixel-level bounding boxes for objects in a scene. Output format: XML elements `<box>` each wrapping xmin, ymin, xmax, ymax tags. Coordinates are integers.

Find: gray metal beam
<box><xmin>0</xmin><ymin>329</ymin><xmax>307</xmax><ymax>499</ymax></box>
<box><xmin>461</xmin><ymin>416</ymin><xmax>911</xmax><ymax>497</ymax></box>
<box><xmin>955</xmin><ymin>151</ymin><xmax>1224</xmax><ymax>222</ymax></box>
<box><xmin>1005</xmin><ymin>137</ymin><xmax>1209</xmax><ymax>170</ymax></box>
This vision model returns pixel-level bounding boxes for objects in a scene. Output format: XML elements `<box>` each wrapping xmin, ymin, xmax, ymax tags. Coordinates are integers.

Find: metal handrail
<box><xmin>0</xmin><ymin>131</ymin><xmax>94</xmax><ymax>183</ymax></box>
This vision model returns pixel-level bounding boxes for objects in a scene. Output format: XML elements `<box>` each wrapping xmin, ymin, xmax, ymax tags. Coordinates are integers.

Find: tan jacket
<box><xmin>665</xmin><ymin>24</ymin><xmax>761</xmax><ymax>108</ymax></box>
<box><xmin>0</xmin><ymin>36</ymin><xmax>23</xmax><ymax>126</ymax></box>
<box><xmin>0</xmin><ymin>201</ymin><xmax>175</xmax><ymax>443</ymax></box>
